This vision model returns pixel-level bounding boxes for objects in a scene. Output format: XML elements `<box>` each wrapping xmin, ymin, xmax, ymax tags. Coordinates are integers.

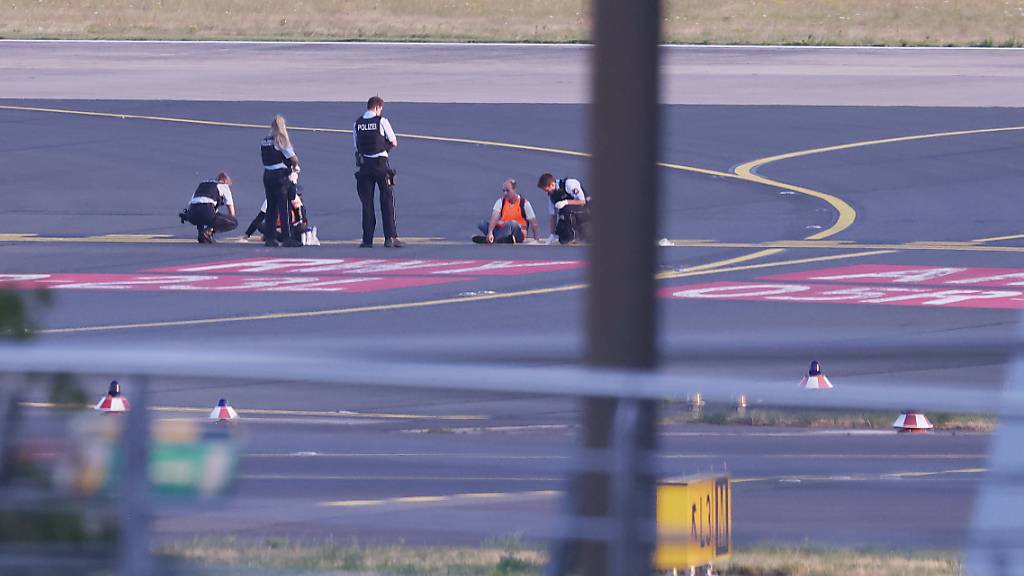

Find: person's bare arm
<box><xmin>486</xmin><ymin>211</ymin><xmax>500</xmax><ymax>243</ymax></box>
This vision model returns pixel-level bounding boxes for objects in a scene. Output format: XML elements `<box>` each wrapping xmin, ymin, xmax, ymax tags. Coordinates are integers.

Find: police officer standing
<box><xmin>354</xmin><ymin>96</ymin><xmax>403</xmax><ymax>248</ymax></box>
<box><xmin>261</xmin><ymin>115</ymin><xmax>302</xmax><ymax>247</ymax></box>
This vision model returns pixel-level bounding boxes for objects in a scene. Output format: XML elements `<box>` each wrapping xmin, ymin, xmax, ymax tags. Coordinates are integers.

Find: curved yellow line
<box><xmin>735</xmin><ymin>124</ymin><xmax>1024</xmax><ymax>240</ymax></box>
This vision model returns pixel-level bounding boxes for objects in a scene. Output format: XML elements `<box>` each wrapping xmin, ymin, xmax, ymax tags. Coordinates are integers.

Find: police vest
<box><xmin>552</xmin><ymin>178</ymin><xmax>589</xmax><ymax>212</ymax></box>
<box><xmin>261</xmin><ymin>136</ymin><xmax>288</xmax><ymax>168</ymax></box>
<box><xmin>192</xmin><ymin>181</ymin><xmax>221</xmax><ymax>205</ymax></box>
<box><xmin>355</xmin><ymin>115</ymin><xmax>388</xmax><ymax>155</ymax></box>
<box><xmin>550</xmin><ymin>185</ymin><xmax>573</xmax><ymax>207</ymax></box>
<box><xmin>499</xmin><ymin>196</ymin><xmax>529</xmax><ymax>231</ymax></box>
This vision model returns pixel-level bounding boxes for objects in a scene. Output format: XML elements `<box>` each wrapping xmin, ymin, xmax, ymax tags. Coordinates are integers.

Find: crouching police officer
<box><xmin>354</xmin><ymin>96</ymin><xmax>403</xmax><ymax>248</ymax></box>
<box><xmin>179</xmin><ymin>172</ymin><xmax>238</xmax><ymax>243</ymax></box>
<box><xmin>537</xmin><ymin>173</ymin><xmax>590</xmax><ymax>244</ymax></box>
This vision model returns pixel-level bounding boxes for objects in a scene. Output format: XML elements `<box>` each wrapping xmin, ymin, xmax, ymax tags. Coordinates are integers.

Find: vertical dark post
<box><xmin>118</xmin><ymin>376</ymin><xmax>152</xmax><ymax>576</ymax></box>
<box><xmin>583</xmin><ymin>0</ymin><xmax>661</xmax><ymax>573</ymax></box>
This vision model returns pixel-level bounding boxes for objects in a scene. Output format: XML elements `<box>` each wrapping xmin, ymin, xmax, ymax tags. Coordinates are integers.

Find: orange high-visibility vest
<box><xmin>499</xmin><ymin>196</ymin><xmax>529</xmax><ymax>231</ymax></box>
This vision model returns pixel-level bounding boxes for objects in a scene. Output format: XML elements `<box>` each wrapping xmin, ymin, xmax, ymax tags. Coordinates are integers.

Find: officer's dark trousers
<box><xmin>263</xmin><ymin>168</ymin><xmax>293</xmax><ymax>243</ymax></box>
<box><xmin>355</xmin><ymin>156</ymin><xmax>397</xmax><ymax>244</ymax></box>
<box><xmin>185</xmin><ymin>204</ymin><xmax>238</xmax><ymax>233</ymax></box>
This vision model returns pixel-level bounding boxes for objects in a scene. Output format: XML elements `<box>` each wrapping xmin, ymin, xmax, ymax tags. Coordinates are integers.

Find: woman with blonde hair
<box><xmin>260</xmin><ymin>115</ymin><xmax>301</xmax><ymax>247</ymax></box>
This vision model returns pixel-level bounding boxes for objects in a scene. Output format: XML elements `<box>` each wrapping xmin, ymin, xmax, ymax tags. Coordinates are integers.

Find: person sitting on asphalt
<box><xmin>473</xmin><ymin>178</ymin><xmax>541</xmax><ymax>244</ymax></box>
<box><xmin>242</xmin><ymin>178</ymin><xmax>316</xmax><ymax>244</ymax></box>
<box><xmin>537</xmin><ymin>173</ymin><xmax>589</xmax><ymax>244</ymax></box>
<box><xmin>179</xmin><ymin>172</ymin><xmax>238</xmax><ymax>243</ymax></box>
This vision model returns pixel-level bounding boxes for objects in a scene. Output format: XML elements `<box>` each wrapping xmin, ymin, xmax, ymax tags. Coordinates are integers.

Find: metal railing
<box><xmin>0</xmin><ymin>335</ymin><xmax>1019</xmax><ymax>574</ymax></box>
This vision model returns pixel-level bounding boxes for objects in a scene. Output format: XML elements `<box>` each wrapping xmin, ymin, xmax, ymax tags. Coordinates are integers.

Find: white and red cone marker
<box><xmin>799</xmin><ymin>360</ymin><xmax>834</xmax><ymax>390</ymax></box>
<box><xmin>209</xmin><ymin>398</ymin><xmax>238</xmax><ymax>423</ymax></box>
<box><xmin>893</xmin><ymin>410</ymin><xmax>933</xmax><ymax>433</ymax></box>
<box><xmin>94</xmin><ymin>380</ymin><xmax>129</xmax><ymax>413</ymax></box>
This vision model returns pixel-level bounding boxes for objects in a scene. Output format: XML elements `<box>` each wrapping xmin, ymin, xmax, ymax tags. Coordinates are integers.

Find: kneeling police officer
<box><xmin>179</xmin><ymin>172</ymin><xmax>238</xmax><ymax>243</ymax></box>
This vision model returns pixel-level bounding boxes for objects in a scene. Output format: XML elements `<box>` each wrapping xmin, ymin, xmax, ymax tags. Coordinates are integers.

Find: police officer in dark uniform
<box><xmin>354</xmin><ymin>96</ymin><xmax>403</xmax><ymax>248</ymax></box>
<box><xmin>179</xmin><ymin>172</ymin><xmax>237</xmax><ymax>243</ymax></box>
<box><xmin>537</xmin><ymin>173</ymin><xmax>590</xmax><ymax>244</ymax></box>
<box><xmin>261</xmin><ymin>115</ymin><xmax>302</xmax><ymax>247</ymax></box>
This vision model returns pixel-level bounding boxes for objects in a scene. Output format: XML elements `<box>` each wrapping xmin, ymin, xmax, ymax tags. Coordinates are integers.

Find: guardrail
<box><xmin>0</xmin><ymin>335</ymin><xmax>1019</xmax><ymax>575</ymax></box>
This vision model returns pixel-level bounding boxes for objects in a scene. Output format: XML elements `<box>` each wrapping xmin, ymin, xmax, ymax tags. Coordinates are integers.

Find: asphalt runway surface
<box><xmin>4</xmin><ymin>51</ymin><xmax>1024</xmax><ymax>552</ymax></box>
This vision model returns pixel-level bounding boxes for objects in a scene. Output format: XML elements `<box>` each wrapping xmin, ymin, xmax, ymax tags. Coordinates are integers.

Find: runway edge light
<box><xmin>94</xmin><ymin>380</ymin><xmax>129</xmax><ymax>413</ymax></box>
<box><xmin>799</xmin><ymin>360</ymin><xmax>834</xmax><ymax>390</ymax></box>
<box><xmin>209</xmin><ymin>398</ymin><xmax>239</xmax><ymax>423</ymax></box>
<box><xmin>893</xmin><ymin>410</ymin><xmax>933</xmax><ymax>433</ymax></box>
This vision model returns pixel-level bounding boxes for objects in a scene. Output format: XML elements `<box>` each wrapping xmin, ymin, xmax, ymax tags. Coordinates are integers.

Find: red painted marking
<box><xmin>661</xmin><ymin>281</ymin><xmax>1024</xmax><ymax>309</ymax></box>
<box><xmin>148</xmin><ymin>257</ymin><xmax>583</xmax><ymax>277</ymax></box>
<box><xmin>764</xmin><ymin>264</ymin><xmax>1024</xmax><ymax>288</ymax></box>
<box><xmin>0</xmin><ymin>274</ymin><xmax>462</xmax><ymax>293</ymax></box>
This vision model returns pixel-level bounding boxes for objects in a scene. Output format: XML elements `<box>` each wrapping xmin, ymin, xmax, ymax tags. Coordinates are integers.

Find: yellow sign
<box><xmin>655</xmin><ymin>475</ymin><xmax>731</xmax><ymax>569</ymax></box>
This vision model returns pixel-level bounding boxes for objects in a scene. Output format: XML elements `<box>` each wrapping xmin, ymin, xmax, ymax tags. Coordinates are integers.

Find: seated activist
<box><xmin>537</xmin><ymin>173</ymin><xmax>589</xmax><ymax>244</ymax></box>
<box><xmin>242</xmin><ymin>179</ymin><xmax>316</xmax><ymax>244</ymax></box>
<box><xmin>179</xmin><ymin>172</ymin><xmax>238</xmax><ymax>243</ymax></box>
<box><xmin>473</xmin><ymin>178</ymin><xmax>541</xmax><ymax>244</ymax></box>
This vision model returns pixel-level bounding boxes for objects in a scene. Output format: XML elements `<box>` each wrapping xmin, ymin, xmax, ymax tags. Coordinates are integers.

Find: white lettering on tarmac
<box><xmin>172</xmin><ymin>258</ymin><xmax>339</xmax><ymax>273</ymax></box>
<box><xmin>769</xmin><ymin>286</ymin><xmax>895</xmax><ymax>302</ymax></box>
<box><xmin>0</xmin><ymin>274</ymin><xmax>53</xmax><ymax>282</ymax></box>
<box><xmin>431</xmin><ymin>260</ymin><xmax>582</xmax><ymax>275</ymax></box>
<box><xmin>53</xmin><ymin>276</ymin><xmax>210</xmax><ymax>290</ymax></box>
<box><xmin>666</xmin><ymin>281</ymin><xmax>1024</xmax><ymax>309</ymax></box>
<box><xmin>300</xmin><ymin>260</ymin><xmax>465</xmax><ymax>274</ymax></box>
<box><xmin>671</xmin><ymin>284</ymin><xmax>809</xmax><ymax>299</ymax></box>
<box><xmin>861</xmin><ymin>289</ymin><xmax>1023</xmax><ymax>306</ymax></box>
<box><xmin>946</xmin><ymin>272</ymin><xmax>1024</xmax><ymax>287</ymax></box>
<box><xmin>805</xmin><ymin>267</ymin><xmax>967</xmax><ymax>283</ymax></box>
<box><xmin>266</xmin><ymin>278</ymin><xmax>384</xmax><ymax>292</ymax></box>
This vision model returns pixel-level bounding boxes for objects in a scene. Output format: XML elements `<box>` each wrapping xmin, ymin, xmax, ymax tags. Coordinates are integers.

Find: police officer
<box><xmin>354</xmin><ymin>96</ymin><xmax>403</xmax><ymax>248</ymax></box>
<box><xmin>537</xmin><ymin>173</ymin><xmax>589</xmax><ymax>244</ymax></box>
<box><xmin>261</xmin><ymin>115</ymin><xmax>302</xmax><ymax>247</ymax></box>
<box><xmin>179</xmin><ymin>172</ymin><xmax>238</xmax><ymax>243</ymax></box>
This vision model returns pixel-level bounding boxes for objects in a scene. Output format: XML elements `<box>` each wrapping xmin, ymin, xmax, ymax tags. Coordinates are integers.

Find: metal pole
<box><xmin>117</xmin><ymin>376</ymin><xmax>152</xmax><ymax>576</ymax></box>
<box><xmin>583</xmin><ymin>0</ymin><xmax>661</xmax><ymax>573</ymax></box>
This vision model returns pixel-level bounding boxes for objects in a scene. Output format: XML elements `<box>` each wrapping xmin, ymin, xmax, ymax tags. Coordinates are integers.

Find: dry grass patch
<box><xmin>161</xmin><ymin>539</ymin><xmax>961</xmax><ymax>575</ymax></box>
<box><xmin>4</xmin><ymin>0</ymin><xmax>1024</xmax><ymax>45</ymax></box>
<box><xmin>161</xmin><ymin>536</ymin><xmax>542</xmax><ymax>574</ymax></box>
<box><xmin>722</xmin><ymin>546</ymin><xmax>960</xmax><ymax>576</ymax></box>
<box><xmin>665</xmin><ymin>406</ymin><xmax>996</xmax><ymax>432</ymax></box>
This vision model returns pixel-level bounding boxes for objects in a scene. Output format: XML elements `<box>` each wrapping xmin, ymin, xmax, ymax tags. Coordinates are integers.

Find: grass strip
<box><xmin>664</xmin><ymin>405</ymin><xmax>996</xmax><ymax>432</ymax></box>
<box><xmin>159</xmin><ymin>538</ymin><xmax>962</xmax><ymax>575</ymax></box>
<box><xmin>4</xmin><ymin>0</ymin><xmax>1024</xmax><ymax>46</ymax></box>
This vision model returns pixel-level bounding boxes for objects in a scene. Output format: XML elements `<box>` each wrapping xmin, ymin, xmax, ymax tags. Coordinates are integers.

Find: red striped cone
<box><xmin>209</xmin><ymin>398</ymin><xmax>238</xmax><ymax>422</ymax></box>
<box><xmin>94</xmin><ymin>380</ymin><xmax>129</xmax><ymax>413</ymax></box>
<box><xmin>799</xmin><ymin>360</ymin><xmax>833</xmax><ymax>390</ymax></box>
<box><xmin>893</xmin><ymin>410</ymin><xmax>933</xmax><ymax>433</ymax></box>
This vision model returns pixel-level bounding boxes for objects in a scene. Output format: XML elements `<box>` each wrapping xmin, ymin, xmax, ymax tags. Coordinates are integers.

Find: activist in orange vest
<box><xmin>473</xmin><ymin>179</ymin><xmax>542</xmax><ymax>244</ymax></box>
